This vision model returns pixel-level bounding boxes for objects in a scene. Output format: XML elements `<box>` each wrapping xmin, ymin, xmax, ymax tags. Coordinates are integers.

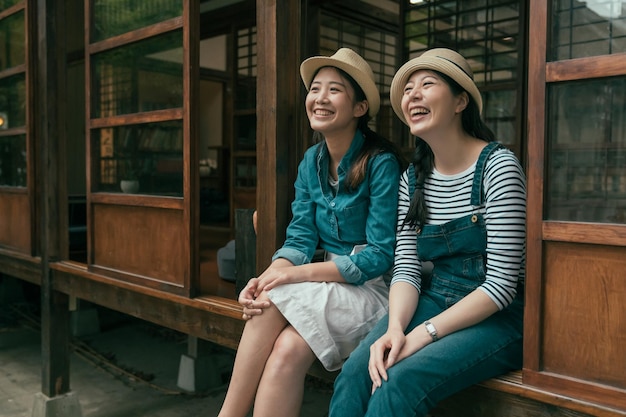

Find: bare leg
<box><xmin>218</xmin><ymin>293</ymin><xmax>288</xmax><ymax>417</ymax></box>
<box><xmin>252</xmin><ymin>325</ymin><xmax>316</xmax><ymax>417</ymax></box>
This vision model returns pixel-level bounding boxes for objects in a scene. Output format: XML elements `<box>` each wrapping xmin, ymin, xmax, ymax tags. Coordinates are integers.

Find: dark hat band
<box><xmin>436</xmin><ymin>55</ymin><xmax>474</xmax><ymax>80</ymax></box>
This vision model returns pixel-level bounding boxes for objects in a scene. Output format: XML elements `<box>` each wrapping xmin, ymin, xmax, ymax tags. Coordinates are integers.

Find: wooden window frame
<box><xmin>525</xmin><ymin>3</ymin><xmax>626</xmax><ymax>411</ymax></box>
<box><xmin>84</xmin><ymin>1</ymin><xmax>199</xmax><ymax>296</ymax></box>
<box><xmin>0</xmin><ymin>1</ymin><xmax>35</xmax><ymax>256</ymax></box>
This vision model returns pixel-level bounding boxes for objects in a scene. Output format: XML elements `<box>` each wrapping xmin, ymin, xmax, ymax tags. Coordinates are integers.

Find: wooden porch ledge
<box><xmin>308</xmin><ymin>355</ymin><xmax>623</xmax><ymax>416</ymax></box>
<box><xmin>424</xmin><ymin>369</ymin><xmax>625</xmax><ymax>416</ymax></box>
<box><xmin>50</xmin><ymin>261</ymin><xmax>245</xmax><ymax>349</ymax></box>
<box><xmin>51</xmin><ymin>261</ymin><xmax>241</xmax><ymax>317</ymax></box>
<box><xmin>48</xmin><ymin>261</ymin><xmax>623</xmax><ymax>416</ymax></box>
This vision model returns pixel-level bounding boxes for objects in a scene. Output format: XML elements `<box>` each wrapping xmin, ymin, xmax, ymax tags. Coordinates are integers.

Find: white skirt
<box><xmin>267</xmin><ymin>263</ymin><xmax>389</xmax><ymax>371</ymax></box>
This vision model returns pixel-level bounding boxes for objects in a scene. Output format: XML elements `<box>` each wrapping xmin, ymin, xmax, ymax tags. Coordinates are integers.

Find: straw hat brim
<box><xmin>390</xmin><ymin>53</ymin><xmax>483</xmax><ymax>125</ymax></box>
<box><xmin>300</xmin><ymin>49</ymin><xmax>380</xmax><ymax>117</ymax></box>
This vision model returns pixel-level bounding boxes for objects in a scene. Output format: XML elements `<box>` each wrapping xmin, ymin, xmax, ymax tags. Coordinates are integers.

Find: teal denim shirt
<box><xmin>272</xmin><ymin>130</ymin><xmax>400</xmax><ymax>285</ymax></box>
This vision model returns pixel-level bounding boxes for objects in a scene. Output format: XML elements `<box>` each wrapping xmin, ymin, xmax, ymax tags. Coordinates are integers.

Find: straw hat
<box><xmin>390</xmin><ymin>48</ymin><xmax>483</xmax><ymax>125</ymax></box>
<box><xmin>300</xmin><ymin>48</ymin><xmax>380</xmax><ymax>117</ymax></box>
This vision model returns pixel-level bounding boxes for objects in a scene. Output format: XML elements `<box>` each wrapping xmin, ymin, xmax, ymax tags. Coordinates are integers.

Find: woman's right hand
<box><xmin>238</xmin><ymin>278</ymin><xmax>270</xmax><ymax>320</ymax></box>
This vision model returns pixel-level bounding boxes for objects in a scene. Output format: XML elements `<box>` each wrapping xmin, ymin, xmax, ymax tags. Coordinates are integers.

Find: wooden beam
<box><xmin>255</xmin><ymin>0</ymin><xmax>304</xmax><ymax>272</ymax></box>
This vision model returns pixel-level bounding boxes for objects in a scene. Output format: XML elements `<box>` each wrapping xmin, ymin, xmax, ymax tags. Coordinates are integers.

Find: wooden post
<box><xmin>35</xmin><ymin>1</ymin><xmax>77</xmax><ymax>413</ymax></box>
<box><xmin>255</xmin><ymin>0</ymin><xmax>305</xmax><ymax>273</ymax></box>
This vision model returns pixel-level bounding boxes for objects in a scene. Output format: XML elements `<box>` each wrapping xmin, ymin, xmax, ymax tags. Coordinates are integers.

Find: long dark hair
<box><xmin>404</xmin><ymin>70</ymin><xmax>495</xmax><ymax>228</ymax></box>
<box><xmin>311</xmin><ymin>67</ymin><xmax>406</xmax><ymax>190</ymax></box>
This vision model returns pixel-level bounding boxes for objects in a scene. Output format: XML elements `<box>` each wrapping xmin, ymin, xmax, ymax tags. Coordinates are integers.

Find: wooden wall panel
<box><xmin>92</xmin><ymin>204</ymin><xmax>185</xmax><ymax>287</ymax></box>
<box><xmin>0</xmin><ymin>192</ymin><xmax>31</xmax><ymax>252</ymax></box>
<box><xmin>542</xmin><ymin>242</ymin><xmax>626</xmax><ymax>389</ymax></box>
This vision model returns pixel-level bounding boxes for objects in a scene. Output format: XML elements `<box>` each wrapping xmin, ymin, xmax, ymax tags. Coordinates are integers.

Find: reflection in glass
<box><xmin>546</xmin><ymin>77</ymin><xmax>626</xmax><ymax>223</ymax></box>
<box><xmin>484</xmin><ymin>89</ymin><xmax>517</xmax><ymax>146</ymax></box>
<box><xmin>0</xmin><ymin>10</ymin><xmax>25</xmax><ymax>72</ymax></box>
<box><xmin>91</xmin><ymin>0</ymin><xmax>182</xmax><ymax>42</ymax></box>
<box><xmin>234</xmin><ymin>114</ymin><xmax>256</xmax><ymax>150</ymax></box>
<box><xmin>319</xmin><ymin>13</ymin><xmax>398</xmax><ymax>144</ymax></box>
<box><xmin>235</xmin><ymin>27</ymin><xmax>256</xmax><ymax>110</ymax></box>
<box><xmin>404</xmin><ymin>1</ymin><xmax>520</xmax><ymax>85</ymax></box>
<box><xmin>551</xmin><ymin>0</ymin><xmax>626</xmax><ymax>60</ymax></box>
<box><xmin>320</xmin><ymin>13</ymin><xmax>397</xmax><ymax>96</ymax></box>
<box><xmin>92</xmin><ymin>121</ymin><xmax>183</xmax><ymax>196</ymax></box>
<box><xmin>0</xmin><ymin>73</ymin><xmax>26</xmax><ymax>128</ymax></box>
<box><xmin>237</xmin><ymin>27</ymin><xmax>256</xmax><ymax>77</ymax></box>
<box><xmin>234</xmin><ymin>156</ymin><xmax>256</xmax><ymax>188</ymax></box>
<box><xmin>0</xmin><ymin>135</ymin><xmax>26</xmax><ymax>187</ymax></box>
<box><xmin>91</xmin><ymin>30</ymin><xmax>183</xmax><ymax>118</ymax></box>
<box><xmin>403</xmin><ymin>0</ymin><xmax>521</xmax><ymax>153</ymax></box>
<box><xmin>0</xmin><ymin>1</ymin><xmax>21</xmax><ymax>12</ymax></box>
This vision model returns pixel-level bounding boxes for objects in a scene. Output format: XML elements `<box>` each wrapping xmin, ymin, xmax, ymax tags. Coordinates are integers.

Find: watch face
<box><xmin>425</xmin><ymin>322</ymin><xmax>438</xmax><ymax>340</ymax></box>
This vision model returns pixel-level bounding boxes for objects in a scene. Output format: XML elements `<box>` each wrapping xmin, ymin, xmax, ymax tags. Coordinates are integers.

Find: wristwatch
<box><xmin>424</xmin><ymin>320</ymin><xmax>439</xmax><ymax>342</ymax></box>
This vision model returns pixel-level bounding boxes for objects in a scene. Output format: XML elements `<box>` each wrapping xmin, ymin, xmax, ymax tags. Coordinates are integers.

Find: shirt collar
<box><xmin>317</xmin><ymin>129</ymin><xmax>365</xmax><ymax>175</ymax></box>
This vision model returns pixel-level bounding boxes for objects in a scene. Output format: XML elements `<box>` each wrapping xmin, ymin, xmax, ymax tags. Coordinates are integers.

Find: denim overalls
<box><xmin>329</xmin><ymin>142</ymin><xmax>525</xmax><ymax>417</ymax></box>
<box><xmin>419</xmin><ymin>141</ymin><xmax>513</xmax><ymax>305</ymax></box>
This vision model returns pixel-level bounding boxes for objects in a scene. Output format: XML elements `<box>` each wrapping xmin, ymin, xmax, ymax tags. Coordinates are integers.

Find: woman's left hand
<box><xmin>238</xmin><ymin>278</ymin><xmax>271</xmax><ymax>320</ymax></box>
<box><xmin>368</xmin><ymin>329</ymin><xmax>406</xmax><ymax>393</ymax></box>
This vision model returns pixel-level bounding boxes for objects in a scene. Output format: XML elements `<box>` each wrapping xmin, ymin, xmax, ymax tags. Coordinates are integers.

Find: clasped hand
<box><xmin>239</xmin><ymin>262</ymin><xmax>299</xmax><ymax>320</ymax></box>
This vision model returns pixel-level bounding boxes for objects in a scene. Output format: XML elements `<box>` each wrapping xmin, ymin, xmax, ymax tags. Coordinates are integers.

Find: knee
<box><xmin>338</xmin><ymin>343</ymin><xmax>369</xmax><ymax>378</ymax></box>
<box><xmin>265</xmin><ymin>329</ymin><xmax>313</xmax><ymax>376</ymax></box>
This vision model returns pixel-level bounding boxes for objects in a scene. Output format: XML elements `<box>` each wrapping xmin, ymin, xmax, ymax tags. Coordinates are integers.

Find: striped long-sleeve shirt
<box><xmin>391</xmin><ymin>148</ymin><xmax>526</xmax><ymax>310</ymax></box>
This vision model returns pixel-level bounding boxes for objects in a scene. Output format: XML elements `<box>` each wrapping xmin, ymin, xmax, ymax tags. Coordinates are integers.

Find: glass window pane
<box><xmin>0</xmin><ymin>1</ymin><xmax>21</xmax><ymax>12</ymax></box>
<box><xmin>404</xmin><ymin>0</ymin><xmax>521</xmax><ymax>154</ymax></box>
<box><xmin>546</xmin><ymin>77</ymin><xmax>626</xmax><ymax>223</ymax></box>
<box><xmin>483</xmin><ymin>89</ymin><xmax>517</xmax><ymax>146</ymax></box>
<box><xmin>319</xmin><ymin>12</ymin><xmax>398</xmax><ymax>142</ymax></box>
<box><xmin>0</xmin><ymin>9</ymin><xmax>25</xmax><ymax>71</ymax></box>
<box><xmin>236</xmin><ymin>27</ymin><xmax>257</xmax><ymax>78</ymax></box>
<box><xmin>405</xmin><ymin>1</ymin><xmax>519</xmax><ymax>84</ymax></box>
<box><xmin>235</xmin><ymin>27</ymin><xmax>257</xmax><ymax>110</ymax></box>
<box><xmin>91</xmin><ymin>30</ymin><xmax>183</xmax><ymax>118</ymax></box>
<box><xmin>92</xmin><ymin>121</ymin><xmax>183</xmax><ymax>196</ymax></box>
<box><xmin>0</xmin><ymin>73</ymin><xmax>26</xmax><ymax>128</ymax></box>
<box><xmin>0</xmin><ymin>134</ymin><xmax>26</xmax><ymax>187</ymax></box>
<box><xmin>91</xmin><ymin>0</ymin><xmax>183</xmax><ymax>42</ymax></box>
<box><xmin>233</xmin><ymin>156</ymin><xmax>256</xmax><ymax>188</ymax></box>
<box><xmin>550</xmin><ymin>0</ymin><xmax>626</xmax><ymax>60</ymax></box>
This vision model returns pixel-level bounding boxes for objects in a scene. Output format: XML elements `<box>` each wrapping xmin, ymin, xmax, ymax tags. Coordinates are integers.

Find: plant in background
<box><xmin>120</xmin><ymin>156</ymin><xmax>150</xmax><ymax>182</ymax></box>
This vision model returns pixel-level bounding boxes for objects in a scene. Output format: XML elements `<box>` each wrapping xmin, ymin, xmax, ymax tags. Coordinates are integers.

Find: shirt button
<box><xmin>330</xmin><ymin>201</ymin><xmax>336</xmax><ymax>207</ymax></box>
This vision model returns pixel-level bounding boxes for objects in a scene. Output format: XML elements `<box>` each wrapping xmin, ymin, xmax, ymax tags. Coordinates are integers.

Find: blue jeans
<box><xmin>328</xmin><ymin>290</ymin><xmax>523</xmax><ymax>417</ymax></box>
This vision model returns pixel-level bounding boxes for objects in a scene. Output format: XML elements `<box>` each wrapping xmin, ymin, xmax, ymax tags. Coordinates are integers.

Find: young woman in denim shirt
<box><xmin>217</xmin><ymin>48</ymin><xmax>404</xmax><ymax>417</ymax></box>
<box><xmin>329</xmin><ymin>48</ymin><xmax>526</xmax><ymax>417</ymax></box>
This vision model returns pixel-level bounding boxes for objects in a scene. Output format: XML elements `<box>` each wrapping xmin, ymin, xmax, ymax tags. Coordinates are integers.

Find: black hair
<box><xmin>404</xmin><ymin>70</ymin><xmax>495</xmax><ymax>228</ymax></box>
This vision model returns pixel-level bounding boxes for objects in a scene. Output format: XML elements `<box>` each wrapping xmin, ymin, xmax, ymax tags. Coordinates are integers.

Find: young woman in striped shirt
<box><xmin>329</xmin><ymin>48</ymin><xmax>526</xmax><ymax>417</ymax></box>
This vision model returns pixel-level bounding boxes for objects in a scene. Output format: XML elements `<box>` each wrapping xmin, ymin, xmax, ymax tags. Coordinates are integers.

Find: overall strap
<box><xmin>470</xmin><ymin>141</ymin><xmax>504</xmax><ymax>206</ymax></box>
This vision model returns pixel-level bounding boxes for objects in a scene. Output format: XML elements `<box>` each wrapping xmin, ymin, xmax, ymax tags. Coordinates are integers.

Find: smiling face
<box><xmin>401</xmin><ymin>69</ymin><xmax>468</xmax><ymax>140</ymax></box>
<box><xmin>305</xmin><ymin>67</ymin><xmax>368</xmax><ymax>138</ymax></box>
